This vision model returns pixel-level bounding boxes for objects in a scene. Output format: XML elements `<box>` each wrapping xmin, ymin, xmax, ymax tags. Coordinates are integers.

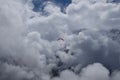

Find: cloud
<box><xmin>0</xmin><ymin>0</ymin><xmax>120</xmax><ymax>80</ymax></box>
<box><xmin>52</xmin><ymin>63</ymin><xmax>110</xmax><ymax>80</ymax></box>
<box><xmin>80</xmin><ymin>63</ymin><xmax>110</xmax><ymax>80</ymax></box>
<box><xmin>111</xmin><ymin>71</ymin><xmax>120</xmax><ymax>80</ymax></box>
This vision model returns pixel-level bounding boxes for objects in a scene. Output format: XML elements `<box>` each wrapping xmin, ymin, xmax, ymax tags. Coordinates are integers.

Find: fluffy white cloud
<box><xmin>52</xmin><ymin>63</ymin><xmax>110</xmax><ymax>80</ymax></box>
<box><xmin>54</xmin><ymin>70</ymin><xmax>79</xmax><ymax>80</ymax></box>
<box><xmin>0</xmin><ymin>0</ymin><xmax>120</xmax><ymax>80</ymax></box>
<box><xmin>80</xmin><ymin>63</ymin><xmax>110</xmax><ymax>80</ymax></box>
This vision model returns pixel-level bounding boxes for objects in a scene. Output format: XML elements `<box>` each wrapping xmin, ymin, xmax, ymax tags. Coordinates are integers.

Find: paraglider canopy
<box><xmin>57</xmin><ymin>38</ymin><xmax>64</xmax><ymax>41</ymax></box>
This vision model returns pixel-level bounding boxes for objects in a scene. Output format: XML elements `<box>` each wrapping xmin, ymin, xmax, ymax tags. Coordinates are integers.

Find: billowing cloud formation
<box><xmin>0</xmin><ymin>0</ymin><xmax>120</xmax><ymax>80</ymax></box>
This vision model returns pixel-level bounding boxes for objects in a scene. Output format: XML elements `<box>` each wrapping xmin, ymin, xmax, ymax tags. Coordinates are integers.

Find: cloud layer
<box><xmin>0</xmin><ymin>0</ymin><xmax>120</xmax><ymax>80</ymax></box>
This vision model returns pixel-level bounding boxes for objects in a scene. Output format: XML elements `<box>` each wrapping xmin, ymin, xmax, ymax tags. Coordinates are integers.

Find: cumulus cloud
<box><xmin>0</xmin><ymin>0</ymin><xmax>120</xmax><ymax>80</ymax></box>
<box><xmin>52</xmin><ymin>63</ymin><xmax>110</xmax><ymax>80</ymax></box>
<box><xmin>80</xmin><ymin>63</ymin><xmax>110</xmax><ymax>80</ymax></box>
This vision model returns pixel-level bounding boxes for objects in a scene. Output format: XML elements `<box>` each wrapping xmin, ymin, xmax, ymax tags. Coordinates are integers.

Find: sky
<box><xmin>32</xmin><ymin>0</ymin><xmax>120</xmax><ymax>12</ymax></box>
<box><xmin>32</xmin><ymin>0</ymin><xmax>72</xmax><ymax>12</ymax></box>
<box><xmin>0</xmin><ymin>0</ymin><xmax>120</xmax><ymax>80</ymax></box>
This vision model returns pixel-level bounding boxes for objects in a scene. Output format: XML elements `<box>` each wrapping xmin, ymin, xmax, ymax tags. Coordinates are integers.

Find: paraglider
<box><xmin>57</xmin><ymin>38</ymin><xmax>64</xmax><ymax>41</ymax></box>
